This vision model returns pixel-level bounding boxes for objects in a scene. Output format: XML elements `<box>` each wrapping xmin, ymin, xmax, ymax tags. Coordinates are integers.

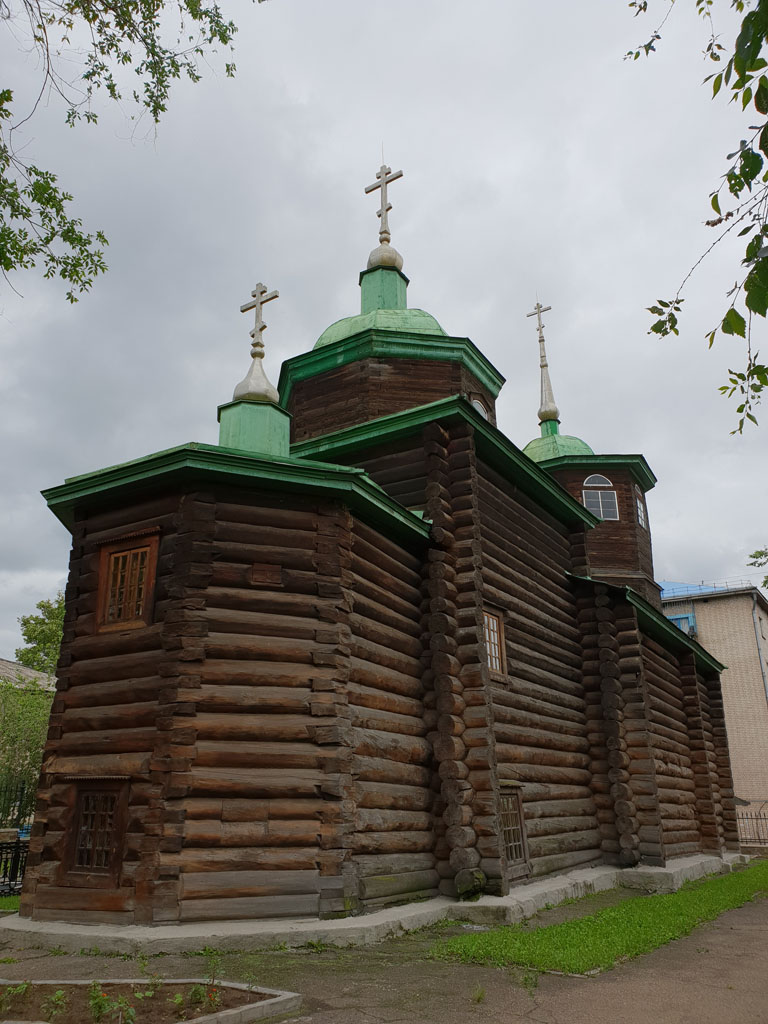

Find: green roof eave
<box><xmin>535</xmin><ymin>453</ymin><xmax>657</xmax><ymax>492</ymax></box>
<box><xmin>42</xmin><ymin>443</ymin><xmax>431</xmax><ymax>549</ymax></box>
<box><xmin>291</xmin><ymin>396</ymin><xmax>599</xmax><ymax>530</ymax></box>
<box><xmin>567</xmin><ymin>573</ymin><xmax>725</xmax><ymax>674</ymax></box>
<box><xmin>277</xmin><ymin>329</ymin><xmax>506</xmax><ymax>408</ymax></box>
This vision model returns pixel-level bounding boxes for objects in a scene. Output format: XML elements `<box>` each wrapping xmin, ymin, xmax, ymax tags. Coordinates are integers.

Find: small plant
<box><xmin>48</xmin><ymin>946</ymin><xmax>67</xmax><ymax>956</ymax></box>
<box><xmin>0</xmin><ymin>956</ymin><xmax>16</xmax><ymax>963</ymax></box>
<box><xmin>42</xmin><ymin>987</ymin><xmax>68</xmax><ymax>1020</ymax></box>
<box><xmin>88</xmin><ymin>981</ymin><xmax>110</xmax><ymax>1022</ymax></box>
<box><xmin>169</xmin><ymin>990</ymin><xmax>186</xmax><ymax>1020</ymax></box>
<box><xmin>187</xmin><ymin>983</ymin><xmax>206</xmax><ymax>1006</ymax></box>
<box><xmin>303</xmin><ymin>939</ymin><xmax>329</xmax><ymax>953</ymax></box>
<box><xmin>471</xmin><ymin>984</ymin><xmax>486</xmax><ymax>1004</ymax></box>
<box><xmin>521</xmin><ymin>970</ymin><xmax>539</xmax><ymax>996</ymax></box>
<box><xmin>108</xmin><ymin>993</ymin><xmax>136</xmax><ymax>1023</ymax></box>
<box><xmin>205</xmin><ymin>984</ymin><xmax>221</xmax><ymax>1011</ymax></box>
<box><xmin>0</xmin><ymin>981</ymin><xmax>30</xmax><ymax>1015</ymax></box>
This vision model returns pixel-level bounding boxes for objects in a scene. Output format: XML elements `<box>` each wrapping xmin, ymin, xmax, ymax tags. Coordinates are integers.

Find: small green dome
<box><xmin>523</xmin><ymin>432</ymin><xmax>594</xmax><ymax>463</ymax></box>
<box><xmin>315</xmin><ymin>307</ymin><xmax>446</xmax><ymax>349</ymax></box>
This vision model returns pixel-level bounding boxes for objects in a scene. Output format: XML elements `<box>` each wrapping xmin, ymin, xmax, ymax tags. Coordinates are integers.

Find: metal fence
<box><xmin>737</xmin><ymin>810</ymin><xmax>768</xmax><ymax>846</ymax></box>
<box><xmin>0</xmin><ymin>840</ymin><xmax>28</xmax><ymax>896</ymax></box>
<box><xmin>0</xmin><ymin>779</ymin><xmax>35</xmax><ymax>830</ymax></box>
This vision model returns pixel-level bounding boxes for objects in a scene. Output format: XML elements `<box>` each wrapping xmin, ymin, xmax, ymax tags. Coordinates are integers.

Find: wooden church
<box><xmin>20</xmin><ymin>167</ymin><xmax>738</xmax><ymax>926</ymax></box>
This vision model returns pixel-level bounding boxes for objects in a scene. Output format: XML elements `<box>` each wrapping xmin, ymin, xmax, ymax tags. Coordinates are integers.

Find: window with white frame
<box><xmin>482</xmin><ymin>609</ymin><xmax>504</xmax><ymax>674</ymax></box>
<box><xmin>635</xmin><ymin>486</ymin><xmax>647</xmax><ymax>529</ymax></box>
<box><xmin>582</xmin><ymin>474</ymin><xmax>619</xmax><ymax>521</ymax></box>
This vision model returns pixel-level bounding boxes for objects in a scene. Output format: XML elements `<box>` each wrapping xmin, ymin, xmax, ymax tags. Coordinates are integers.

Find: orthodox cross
<box><xmin>526</xmin><ymin>301</ymin><xmax>551</xmax><ymax>341</ymax></box>
<box><xmin>240</xmin><ymin>282</ymin><xmax>279</xmax><ymax>357</ymax></box>
<box><xmin>365</xmin><ymin>164</ymin><xmax>403</xmax><ymax>245</ymax></box>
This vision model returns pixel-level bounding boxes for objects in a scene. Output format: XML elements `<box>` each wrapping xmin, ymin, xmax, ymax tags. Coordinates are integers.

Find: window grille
<box><xmin>583</xmin><ymin>474</ymin><xmax>613</xmax><ymax>487</ymax></box>
<box><xmin>582</xmin><ymin>488</ymin><xmax>619</xmax><ymax>520</ymax></box>
<box><xmin>107</xmin><ymin>546</ymin><xmax>149</xmax><ymax>623</ymax></box>
<box><xmin>483</xmin><ymin>610</ymin><xmax>504</xmax><ymax>674</ymax></box>
<box><xmin>74</xmin><ymin>792</ymin><xmax>118</xmax><ymax>872</ymax></box>
<box><xmin>97</xmin><ymin>533</ymin><xmax>159</xmax><ymax>631</ymax></box>
<box><xmin>499</xmin><ymin>789</ymin><xmax>528</xmax><ymax>871</ymax></box>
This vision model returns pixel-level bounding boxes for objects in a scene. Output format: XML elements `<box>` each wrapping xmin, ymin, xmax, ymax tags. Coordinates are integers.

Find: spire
<box><xmin>219</xmin><ymin>280</ymin><xmax>290</xmax><ymax>457</ymax></box>
<box><xmin>364</xmin><ymin>163</ymin><xmax>405</xmax><ymax>271</ymax></box>
<box><xmin>233</xmin><ymin>282</ymin><xmax>280</xmax><ymax>404</ymax></box>
<box><xmin>526</xmin><ymin>301</ymin><xmax>560</xmax><ymax>437</ymax></box>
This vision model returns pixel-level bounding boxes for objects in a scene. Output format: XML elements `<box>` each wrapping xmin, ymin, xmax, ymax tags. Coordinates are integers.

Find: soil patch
<box><xmin>0</xmin><ymin>979</ymin><xmax>267</xmax><ymax>1023</ymax></box>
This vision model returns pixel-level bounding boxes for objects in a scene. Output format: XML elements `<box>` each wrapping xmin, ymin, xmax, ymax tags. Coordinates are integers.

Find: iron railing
<box><xmin>737</xmin><ymin>810</ymin><xmax>768</xmax><ymax>846</ymax></box>
<box><xmin>0</xmin><ymin>780</ymin><xmax>35</xmax><ymax>830</ymax></box>
<box><xmin>0</xmin><ymin>839</ymin><xmax>28</xmax><ymax>896</ymax></box>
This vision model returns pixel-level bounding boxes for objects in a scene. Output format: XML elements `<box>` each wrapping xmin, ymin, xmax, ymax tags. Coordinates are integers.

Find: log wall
<box><xmin>474</xmin><ymin>462</ymin><xmax>601</xmax><ymax>878</ymax></box>
<box><xmin>347</xmin><ymin>520</ymin><xmax>435</xmax><ymax>908</ymax></box>
<box><xmin>287</xmin><ymin>358</ymin><xmax>497</xmax><ymax>443</ymax></box>
<box><xmin>22</xmin><ymin>492</ymin><xmax>198</xmax><ymax>924</ymax></box>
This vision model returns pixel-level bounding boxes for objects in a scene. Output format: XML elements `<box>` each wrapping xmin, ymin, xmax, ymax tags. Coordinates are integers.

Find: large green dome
<box><xmin>315</xmin><ymin>307</ymin><xmax>446</xmax><ymax>348</ymax></box>
<box><xmin>523</xmin><ymin>431</ymin><xmax>594</xmax><ymax>463</ymax></box>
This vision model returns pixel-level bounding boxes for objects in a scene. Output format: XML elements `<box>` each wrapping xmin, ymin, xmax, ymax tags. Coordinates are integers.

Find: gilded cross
<box><xmin>240</xmin><ymin>282</ymin><xmax>279</xmax><ymax>356</ymax></box>
<box><xmin>526</xmin><ymin>301</ymin><xmax>552</xmax><ymax>340</ymax></box>
<box><xmin>365</xmin><ymin>164</ymin><xmax>404</xmax><ymax>245</ymax></box>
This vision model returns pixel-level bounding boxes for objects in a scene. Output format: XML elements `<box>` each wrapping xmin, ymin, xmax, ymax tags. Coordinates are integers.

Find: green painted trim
<box><xmin>541</xmin><ymin>420</ymin><xmax>560</xmax><ymax>437</ymax></box>
<box><xmin>291</xmin><ymin>395</ymin><xmax>599</xmax><ymax>529</ymax></box>
<box><xmin>42</xmin><ymin>443</ymin><xmax>431</xmax><ymax>548</ymax></box>
<box><xmin>359</xmin><ymin>266</ymin><xmax>408</xmax><ymax>313</ymax></box>
<box><xmin>535</xmin><ymin>453</ymin><xmax>657</xmax><ymax>492</ymax></box>
<box><xmin>217</xmin><ymin>400</ymin><xmax>291</xmax><ymax>457</ymax></box>
<box><xmin>278</xmin><ymin>330</ymin><xmax>506</xmax><ymax>407</ymax></box>
<box><xmin>568</xmin><ymin>573</ymin><xmax>725</xmax><ymax>673</ymax></box>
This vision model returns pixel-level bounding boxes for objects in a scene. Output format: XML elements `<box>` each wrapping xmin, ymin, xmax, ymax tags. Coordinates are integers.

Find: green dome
<box><xmin>523</xmin><ymin>432</ymin><xmax>594</xmax><ymax>463</ymax></box>
<box><xmin>315</xmin><ymin>307</ymin><xmax>446</xmax><ymax>349</ymax></box>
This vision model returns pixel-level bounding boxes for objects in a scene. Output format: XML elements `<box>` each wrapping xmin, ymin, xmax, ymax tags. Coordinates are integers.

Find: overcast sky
<box><xmin>1</xmin><ymin>0</ymin><xmax>766</xmax><ymax>658</ymax></box>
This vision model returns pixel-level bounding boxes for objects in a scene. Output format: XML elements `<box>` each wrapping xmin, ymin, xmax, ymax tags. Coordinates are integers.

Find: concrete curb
<box><xmin>0</xmin><ymin>853</ymin><xmax>752</xmax><ymax>955</ymax></box>
<box><xmin>0</xmin><ymin>978</ymin><xmax>302</xmax><ymax>1023</ymax></box>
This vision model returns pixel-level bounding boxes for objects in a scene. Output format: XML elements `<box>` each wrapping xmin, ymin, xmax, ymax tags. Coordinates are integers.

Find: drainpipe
<box><xmin>750</xmin><ymin>592</ymin><xmax>768</xmax><ymax>709</ymax></box>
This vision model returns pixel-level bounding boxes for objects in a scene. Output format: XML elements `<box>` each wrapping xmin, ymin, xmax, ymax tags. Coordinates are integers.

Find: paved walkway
<box><xmin>1</xmin><ymin>894</ymin><xmax>767</xmax><ymax>1023</ymax></box>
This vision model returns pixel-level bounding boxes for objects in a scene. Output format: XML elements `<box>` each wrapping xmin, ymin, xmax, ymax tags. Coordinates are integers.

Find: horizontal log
<box><xmin>181</xmin><ymin>869</ymin><xmax>319</xmax><ymax>900</ymax></box>
<box><xmin>359</xmin><ymin>869</ymin><xmax>439</xmax><ymax>900</ymax></box>
<box><xmin>180</xmin><ymin>893</ymin><xmax>320</xmax><ymax>921</ymax></box>
<box><xmin>525</xmin><ymin>815</ymin><xmax>598</xmax><ymax>838</ymax></box>
<box><xmin>530</xmin><ymin>848</ymin><xmax>602</xmax><ymax>877</ymax></box>
<box><xmin>353</xmin><ymin>831</ymin><xmax>434</xmax><ymax>854</ymax></box>
<box><xmin>527</xmin><ymin>828</ymin><xmax>600</xmax><ymax>858</ymax></box>
<box><xmin>169</xmin><ymin>846</ymin><xmax>319</xmax><ymax>872</ymax></box>
<box><xmin>355</xmin><ymin>809</ymin><xmax>431</xmax><ymax>832</ymax></box>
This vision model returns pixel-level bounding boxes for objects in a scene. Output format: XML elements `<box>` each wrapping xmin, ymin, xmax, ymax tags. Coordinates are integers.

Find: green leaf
<box><xmin>713</xmin><ymin>72</ymin><xmax>724</xmax><ymax>97</ymax></box>
<box><xmin>756</xmin><ymin>76</ymin><xmax>768</xmax><ymax>113</ymax></box>
<box><xmin>743</xmin><ymin>85</ymin><xmax>753</xmax><ymax>109</ymax></box>
<box><xmin>710</xmin><ymin>193</ymin><xmax>722</xmax><ymax>214</ymax></box>
<box><xmin>745</xmin><ymin>277</ymin><xmax>768</xmax><ymax>316</ymax></box>
<box><xmin>722</xmin><ymin>307</ymin><xmax>747</xmax><ymax>337</ymax></box>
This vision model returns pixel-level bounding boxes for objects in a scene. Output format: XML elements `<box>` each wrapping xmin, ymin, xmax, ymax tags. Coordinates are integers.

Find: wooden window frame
<box><xmin>96</xmin><ymin>531</ymin><xmax>159</xmax><ymax>632</ymax></box>
<box><xmin>60</xmin><ymin>780</ymin><xmax>128</xmax><ymax>889</ymax></box>
<box><xmin>482</xmin><ymin>607</ymin><xmax>506</xmax><ymax>680</ymax></box>
<box><xmin>498</xmin><ymin>782</ymin><xmax>530</xmax><ymax>881</ymax></box>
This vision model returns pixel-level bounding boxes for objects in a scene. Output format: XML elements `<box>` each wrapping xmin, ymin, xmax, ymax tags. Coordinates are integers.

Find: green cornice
<box><xmin>291</xmin><ymin>396</ymin><xmax>599</xmax><ymax>530</ymax></box>
<box><xmin>277</xmin><ymin>330</ymin><xmax>506</xmax><ymax>409</ymax></box>
<box><xmin>535</xmin><ymin>453</ymin><xmax>657</xmax><ymax>492</ymax></box>
<box><xmin>42</xmin><ymin>443</ymin><xmax>430</xmax><ymax>549</ymax></box>
<box><xmin>568</xmin><ymin>573</ymin><xmax>725</xmax><ymax>674</ymax></box>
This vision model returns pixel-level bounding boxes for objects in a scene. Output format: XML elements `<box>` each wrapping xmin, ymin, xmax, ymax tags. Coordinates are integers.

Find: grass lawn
<box><xmin>0</xmin><ymin>895</ymin><xmax>20</xmax><ymax>913</ymax></box>
<box><xmin>432</xmin><ymin>858</ymin><xmax>768</xmax><ymax>974</ymax></box>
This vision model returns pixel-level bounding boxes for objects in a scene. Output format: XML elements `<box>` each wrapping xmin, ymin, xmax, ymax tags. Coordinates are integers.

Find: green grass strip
<box><xmin>431</xmin><ymin>858</ymin><xmax>768</xmax><ymax>974</ymax></box>
<box><xmin>0</xmin><ymin>895</ymin><xmax>20</xmax><ymax>912</ymax></box>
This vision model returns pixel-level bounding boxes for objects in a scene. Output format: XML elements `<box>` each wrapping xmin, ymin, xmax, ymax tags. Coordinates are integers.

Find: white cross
<box><xmin>526</xmin><ymin>301</ymin><xmax>552</xmax><ymax>339</ymax></box>
<box><xmin>240</xmin><ymin>282</ymin><xmax>279</xmax><ymax>356</ymax></box>
<box><xmin>365</xmin><ymin>164</ymin><xmax>403</xmax><ymax>245</ymax></box>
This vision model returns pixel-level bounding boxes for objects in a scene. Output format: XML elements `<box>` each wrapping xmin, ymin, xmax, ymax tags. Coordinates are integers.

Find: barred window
<box><xmin>97</xmin><ymin>533</ymin><xmax>159</xmax><ymax>631</ymax></box>
<box><xmin>74</xmin><ymin>792</ymin><xmax>118</xmax><ymax>872</ymax></box>
<box><xmin>499</xmin><ymin>788</ymin><xmax>529</xmax><ymax>877</ymax></box>
<box><xmin>635</xmin><ymin>486</ymin><xmax>647</xmax><ymax>529</ymax></box>
<box><xmin>483</xmin><ymin>609</ymin><xmax>504</xmax><ymax>675</ymax></box>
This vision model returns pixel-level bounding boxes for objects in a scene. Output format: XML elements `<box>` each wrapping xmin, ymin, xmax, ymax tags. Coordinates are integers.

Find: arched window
<box><xmin>583</xmin><ymin>474</ymin><xmax>613</xmax><ymax>488</ymax></box>
<box><xmin>582</xmin><ymin>474</ymin><xmax>619</xmax><ymax>520</ymax></box>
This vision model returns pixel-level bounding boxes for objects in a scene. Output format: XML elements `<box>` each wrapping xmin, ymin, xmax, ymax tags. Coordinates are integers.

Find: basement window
<box><xmin>64</xmin><ymin>781</ymin><xmax>128</xmax><ymax>886</ymax></box>
<box><xmin>499</xmin><ymin>786</ymin><xmax>530</xmax><ymax>880</ymax></box>
<box><xmin>97</xmin><ymin>533</ymin><xmax>159</xmax><ymax>631</ymax></box>
<box><xmin>483</xmin><ymin>609</ymin><xmax>505</xmax><ymax>675</ymax></box>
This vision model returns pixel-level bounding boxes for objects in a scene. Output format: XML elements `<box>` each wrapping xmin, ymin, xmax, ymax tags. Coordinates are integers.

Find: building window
<box><xmin>64</xmin><ymin>781</ymin><xmax>128</xmax><ymax>885</ymax></box>
<box><xmin>483</xmin><ymin>609</ymin><xmax>505</xmax><ymax>674</ymax></box>
<box><xmin>74</xmin><ymin>792</ymin><xmax>118</xmax><ymax>871</ymax></box>
<box><xmin>471</xmin><ymin>397</ymin><xmax>489</xmax><ymax>420</ymax></box>
<box><xmin>635</xmin><ymin>486</ymin><xmax>647</xmax><ymax>529</ymax></box>
<box><xmin>97</xmin><ymin>533</ymin><xmax>159</xmax><ymax>631</ymax></box>
<box><xmin>499</xmin><ymin>787</ymin><xmax>529</xmax><ymax>879</ymax></box>
<box><xmin>582</xmin><ymin>475</ymin><xmax>619</xmax><ymax>520</ymax></box>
